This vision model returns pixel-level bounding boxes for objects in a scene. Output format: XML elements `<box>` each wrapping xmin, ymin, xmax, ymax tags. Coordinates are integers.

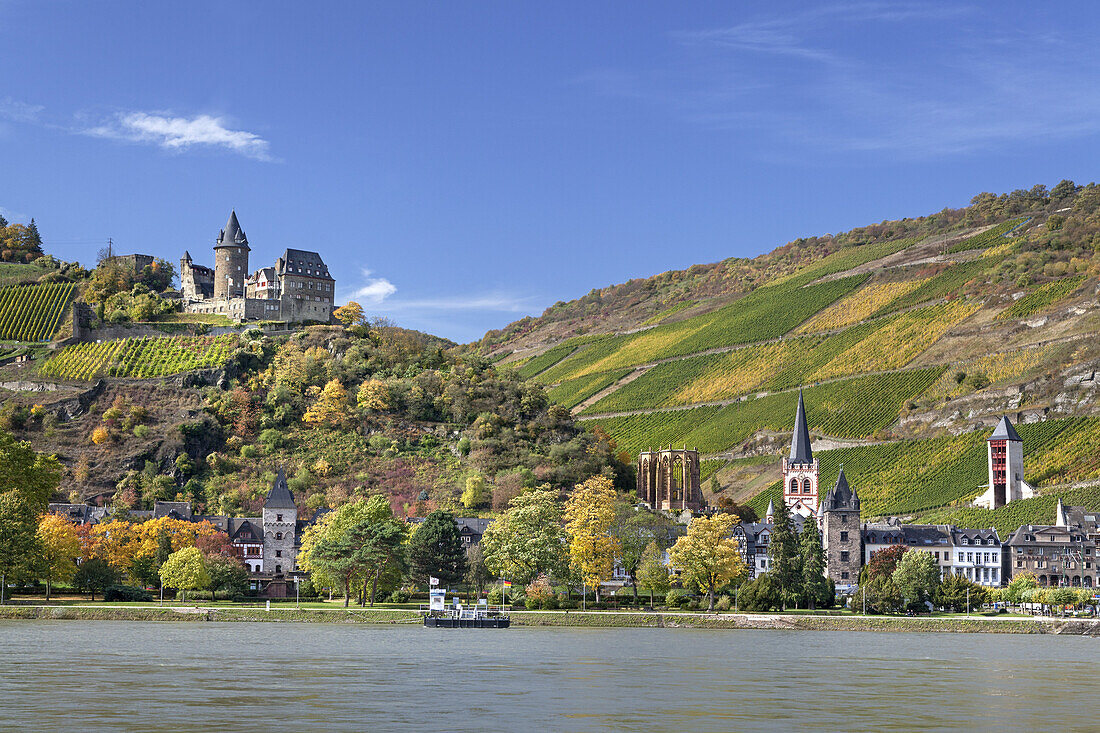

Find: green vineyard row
<box><xmin>0</xmin><ymin>282</ymin><xmax>76</xmax><ymax>341</ymax></box>
<box><xmin>40</xmin><ymin>335</ymin><xmax>238</xmax><ymax>380</ymax></box>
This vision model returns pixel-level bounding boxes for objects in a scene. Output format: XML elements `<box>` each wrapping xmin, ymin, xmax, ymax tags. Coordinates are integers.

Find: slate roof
<box><xmin>789</xmin><ymin>389</ymin><xmax>813</xmax><ymax>464</ymax></box>
<box><xmin>215</xmin><ymin>210</ymin><xmax>249</xmax><ymax>248</ymax></box>
<box><xmin>278</xmin><ymin>249</ymin><xmax>332</xmax><ymax>279</ymax></box>
<box><xmin>989</xmin><ymin>415</ymin><xmax>1022</xmax><ymax>442</ymax></box>
<box><xmin>822</xmin><ymin>468</ymin><xmax>859</xmax><ymax>512</ymax></box>
<box><xmin>153</xmin><ymin>501</ymin><xmax>193</xmax><ymax>520</ymax></box>
<box><xmin>264</xmin><ymin>468</ymin><xmax>297</xmax><ymax>509</ymax></box>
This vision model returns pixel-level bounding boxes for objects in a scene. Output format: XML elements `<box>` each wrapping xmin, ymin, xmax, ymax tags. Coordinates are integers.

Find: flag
<box><xmin>502</xmin><ymin>580</ymin><xmax>512</xmax><ymax>588</ymax></box>
<box><xmin>429</xmin><ymin>576</ymin><xmax>439</xmax><ymax>586</ymax></box>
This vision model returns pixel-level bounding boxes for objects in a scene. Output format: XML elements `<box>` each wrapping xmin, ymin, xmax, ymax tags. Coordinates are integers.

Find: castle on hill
<box><xmin>180</xmin><ymin>211</ymin><xmax>335</xmax><ymax>324</ymax></box>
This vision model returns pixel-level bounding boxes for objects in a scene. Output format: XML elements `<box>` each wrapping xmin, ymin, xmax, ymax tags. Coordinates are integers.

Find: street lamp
<box><xmin>294</xmin><ymin>576</ymin><xmax>300</xmax><ymax>609</ymax></box>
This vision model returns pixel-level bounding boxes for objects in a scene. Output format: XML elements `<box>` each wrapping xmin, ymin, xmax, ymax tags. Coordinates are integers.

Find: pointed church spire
<box><xmin>989</xmin><ymin>415</ymin><xmax>1021</xmax><ymax>442</ymax></box>
<box><xmin>789</xmin><ymin>389</ymin><xmax>813</xmax><ymax>465</ymax></box>
<box><xmin>765</xmin><ymin>499</ymin><xmax>775</xmax><ymax>523</ymax></box>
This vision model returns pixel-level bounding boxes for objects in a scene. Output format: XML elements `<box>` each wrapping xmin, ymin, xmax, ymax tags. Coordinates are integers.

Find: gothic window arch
<box><xmin>790</xmin><ymin>478</ymin><xmax>799</xmax><ymax>493</ymax></box>
<box><xmin>802</xmin><ymin>478</ymin><xmax>812</xmax><ymax>493</ymax></box>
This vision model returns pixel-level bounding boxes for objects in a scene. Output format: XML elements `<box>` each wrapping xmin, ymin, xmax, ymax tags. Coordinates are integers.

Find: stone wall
<box><xmin>823</xmin><ymin>510</ymin><xmax>862</xmax><ymax>587</ymax></box>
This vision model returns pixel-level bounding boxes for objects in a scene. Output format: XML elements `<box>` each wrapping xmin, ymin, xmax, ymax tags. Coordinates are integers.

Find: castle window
<box><xmin>789</xmin><ymin>479</ymin><xmax>798</xmax><ymax>494</ymax></box>
<box><xmin>840</xmin><ymin>531</ymin><xmax>849</xmax><ymax>542</ymax></box>
<box><xmin>276</xmin><ymin>532</ymin><xmax>283</xmax><ymax>540</ymax></box>
<box><xmin>802</xmin><ymin>478</ymin><xmax>812</xmax><ymax>493</ymax></box>
<box><xmin>841</xmin><ymin>571</ymin><xmax>849</xmax><ymax>580</ymax></box>
<box><xmin>841</xmin><ymin>514</ymin><xmax>848</xmax><ymax>525</ymax></box>
<box><xmin>276</xmin><ymin>514</ymin><xmax>283</xmax><ymax>522</ymax></box>
<box><xmin>840</xmin><ymin>551</ymin><xmax>849</xmax><ymax>561</ymax></box>
<box><xmin>276</xmin><ymin>565</ymin><xmax>282</xmax><ymax>573</ymax></box>
<box><xmin>275</xmin><ymin>550</ymin><xmax>282</xmax><ymax>558</ymax></box>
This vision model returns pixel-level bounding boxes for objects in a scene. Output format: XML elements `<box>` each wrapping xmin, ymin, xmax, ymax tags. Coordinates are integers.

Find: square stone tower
<box><xmin>988</xmin><ymin>415</ymin><xmax>1024</xmax><ymax>508</ymax></box>
<box><xmin>262</xmin><ymin>468</ymin><xmax>297</xmax><ymax>575</ymax></box>
<box><xmin>821</xmin><ymin>468</ymin><xmax>861</xmax><ymax>590</ymax></box>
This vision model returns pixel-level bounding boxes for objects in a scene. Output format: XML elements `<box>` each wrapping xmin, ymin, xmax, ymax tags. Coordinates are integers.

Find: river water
<box><xmin>1</xmin><ymin>620</ymin><xmax>1097</xmax><ymax>732</ymax></box>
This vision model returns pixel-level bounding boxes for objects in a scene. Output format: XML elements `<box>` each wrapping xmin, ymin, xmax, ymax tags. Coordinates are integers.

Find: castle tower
<box><xmin>262</xmin><ymin>468</ymin><xmax>297</xmax><ymax>575</ymax></box>
<box><xmin>987</xmin><ymin>415</ymin><xmax>1024</xmax><ymax>509</ymax></box>
<box><xmin>821</xmin><ymin>468</ymin><xmax>861</xmax><ymax>589</ymax></box>
<box><xmin>782</xmin><ymin>390</ymin><xmax>819</xmax><ymax>517</ymax></box>
<box><xmin>213</xmin><ymin>210</ymin><xmax>250</xmax><ymax>299</ymax></box>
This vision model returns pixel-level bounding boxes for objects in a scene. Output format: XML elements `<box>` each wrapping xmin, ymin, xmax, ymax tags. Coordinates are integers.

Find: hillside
<box><xmin>484</xmin><ymin>182</ymin><xmax>1100</xmax><ymax>531</ymax></box>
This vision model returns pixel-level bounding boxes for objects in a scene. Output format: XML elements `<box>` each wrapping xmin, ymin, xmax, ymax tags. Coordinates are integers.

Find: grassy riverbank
<box><xmin>2</xmin><ymin>604</ymin><xmax>1098</xmax><ymax>635</ymax></box>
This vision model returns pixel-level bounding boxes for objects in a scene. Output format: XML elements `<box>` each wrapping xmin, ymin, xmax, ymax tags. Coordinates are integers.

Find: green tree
<box><xmin>159</xmin><ymin>547</ymin><xmax>211</xmax><ymax>602</ymax></box>
<box><xmin>407</xmin><ymin>510</ymin><xmax>468</xmax><ymax>589</ymax></box>
<box><xmin>636</xmin><ymin>540</ymin><xmax>670</xmax><ymax>606</ymax></box>
<box><xmin>461</xmin><ymin>474</ymin><xmax>490</xmax><ymax>510</ymax></box>
<box><xmin>767</xmin><ymin>501</ymin><xmax>801</xmax><ymax>608</ymax></box>
<box><xmin>207</xmin><ymin>556</ymin><xmax>249</xmax><ymax>599</ymax></box>
<box><xmin>936</xmin><ymin>573</ymin><xmax>987</xmax><ymax>612</ymax></box>
<box><xmin>668</xmin><ymin>513</ymin><xmax>747</xmax><ymax>611</ymax></box>
<box><xmin>0</xmin><ymin>430</ymin><xmax>62</xmax><ymax>603</ymax></box>
<box><xmin>481</xmin><ymin>485</ymin><xmax>566</xmax><ymax>585</ymax></box>
<box><xmin>892</xmin><ymin>550</ymin><xmax>942</xmax><ymax>613</ymax></box>
<box><xmin>798</xmin><ymin>520</ymin><xmax>832</xmax><ymax>610</ymax></box>
<box><xmin>465</xmin><ymin>544</ymin><xmax>492</xmax><ymax>596</ymax></box>
<box><xmin>0</xmin><ymin>492</ymin><xmax>39</xmax><ymax>603</ymax></box>
<box><xmin>73</xmin><ymin>559</ymin><xmax>119</xmax><ymax>602</ymax></box>
<box><xmin>1004</xmin><ymin>571</ymin><xmax>1039</xmax><ymax>605</ymax></box>
<box><xmin>611</xmin><ymin>503</ymin><xmax>671</xmax><ymax>605</ymax></box>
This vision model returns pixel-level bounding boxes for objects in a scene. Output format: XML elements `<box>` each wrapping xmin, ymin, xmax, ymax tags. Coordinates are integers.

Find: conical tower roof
<box><xmin>264</xmin><ymin>468</ymin><xmax>296</xmax><ymax>509</ymax></box>
<box><xmin>765</xmin><ymin>499</ymin><xmax>775</xmax><ymax>522</ymax></box>
<box><xmin>215</xmin><ymin>210</ymin><xmax>249</xmax><ymax>249</ymax></box>
<box><xmin>824</xmin><ymin>467</ymin><xmax>859</xmax><ymax>512</ymax></box>
<box><xmin>789</xmin><ymin>389</ymin><xmax>813</xmax><ymax>464</ymax></box>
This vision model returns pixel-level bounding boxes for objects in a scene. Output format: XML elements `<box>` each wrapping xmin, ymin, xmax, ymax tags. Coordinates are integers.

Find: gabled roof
<box><xmin>215</xmin><ymin>210</ymin><xmax>249</xmax><ymax>249</ymax></box>
<box><xmin>788</xmin><ymin>389</ymin><xmax>813</xmax><ymax>464</ymax></box>
<box><xmin>183</xmin><ymin>250</ymin><xmax>192</xmax><ymax>262</ymax></box>
<box><xmin>278</xmin><ymin>249</ymin><xmax>332</xmax><ymax>279</ymax></box>
<box><xmin>989</xmin><ymin>415</ymin><xmax>1021</xmax><ymax>442</ymax></box>
<box><xmin>264</xmin><ymin>468</ymin><xmax>297</xmax><ymax>509</ymax></box>
<box><xmin>823</xmin><ymin>468</ymin><xmax>859</xmax><ymax>513</ymax></box>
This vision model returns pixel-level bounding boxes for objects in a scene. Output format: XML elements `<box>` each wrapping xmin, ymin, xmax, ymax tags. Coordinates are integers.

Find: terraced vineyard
<box><xmin>879</xmin><ymin>254</ymin><xmax>1005</xmax><ymax>314</ymax></box>
<box><xmin>997</xmin><ymin>274</ymin><xmax>1089</xmax><ymax>320</ymax></box>
<box><xmin>946</xmin><ymin>216</ymin><xmax>1029</xmax><ymax>253</ymax></box>
<box><xmin>0</xmin><ymin>282</ymin><xmax>76</xmax><ymax>341</ymax></box>
<box><xmin>795</xmin><ymin>279</ymin><xmax>925</xmax><ymax>334</ymax></box>
<box><xmin>39</xmin><ymin>335</ymin><xmax>238</xmax><ymax>380</ymax></box>
<box><xmin>584</xmin><ymin>368</ymin><xmax>944</xmax><ymax>459</ymax></box>
<box><xmin>545</xmin><ymin>369</ymin><xmax>632</xmax><ymax>409</ymax></box>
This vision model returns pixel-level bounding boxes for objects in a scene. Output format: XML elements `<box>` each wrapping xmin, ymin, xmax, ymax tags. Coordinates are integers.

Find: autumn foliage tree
<box><xmin>36</xmin><ymin>514</ymin><xmax>81</xmax><ymax>601</ymax></box>
<box><xmin>303</xmin><ymin>379</ymin><xmax>350</xmax><ymax>426</ymax></box>
<box><xmin>333</xmin><ymin>301</ymin><xmax>366</xmax><ymax>327</ymax></box>
<box><xmin>669</xmin><ymin>513</ymin><xmax>747</xmax><ymax>611</ymax></box>
<box><xmin>564</xmin><ymin>475</ymin><xmax>620</xmax><ymax>600</ymax></box>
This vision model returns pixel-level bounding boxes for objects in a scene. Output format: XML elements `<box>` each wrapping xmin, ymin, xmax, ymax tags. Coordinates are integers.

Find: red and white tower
<box><xmin>782</xmin><ymin>390</ymin><xmax>819</xmax><ymax>517</ymax></box>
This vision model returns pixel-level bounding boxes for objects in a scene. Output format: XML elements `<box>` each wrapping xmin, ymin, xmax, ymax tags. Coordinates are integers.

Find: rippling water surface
<box><xmin>1</xmin><ymin>620</ymin><xmax>1097</xmax><ymax>731</ymax></box>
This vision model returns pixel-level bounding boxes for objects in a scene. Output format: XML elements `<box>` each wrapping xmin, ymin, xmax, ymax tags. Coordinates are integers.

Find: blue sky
<box><xmin>2</xmin><ymin>2</ymin><xmax>1099</xmax><ymax>342</ymax></box>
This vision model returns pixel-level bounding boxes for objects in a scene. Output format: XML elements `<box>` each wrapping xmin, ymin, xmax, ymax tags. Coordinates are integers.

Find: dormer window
<box><xmin>276</xmin><ymin>514</ymin><xmax>283</xmax><ymax>522</ymax></box>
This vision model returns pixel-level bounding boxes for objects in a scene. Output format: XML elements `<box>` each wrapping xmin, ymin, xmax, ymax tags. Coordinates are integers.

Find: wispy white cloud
<box><xmin>348</xmin><ymin>268</ymin><xmax>398</xmax><ymax>304</ymax></box>
<box><xmin>0</xmin><ymin>97</ymin><xmax>43</xmax><ymax>123</ymax></box>
<box><xmin>84</xmin><ymin>112</ymin><xmax>273</xmax><ymax>161</ymax></box>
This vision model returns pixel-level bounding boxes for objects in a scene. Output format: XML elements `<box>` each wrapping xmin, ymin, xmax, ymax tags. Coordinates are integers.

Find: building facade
<box><xmin>821</xmin><ymin>469</ymin><xmax>861</xmax><ymax>589</ymax></box>
<box><xmin>181</xmin><ymin>211</ymin><xmax>336</xmax><ymax>324</ymax></box>
<box><xmin>862</xmin><ymin>521</ymin><xmax>1003</xmax><ymax>587</ymax></box>
<box><xmin>1004</xmin><ymin>500</ymin><xmax>1099</xmax><ymax>588</ymax></box>
<box><xmin>974</xmin><ymin>416</ymin><xmax>1035</xmax><ymax>509</ymax></box>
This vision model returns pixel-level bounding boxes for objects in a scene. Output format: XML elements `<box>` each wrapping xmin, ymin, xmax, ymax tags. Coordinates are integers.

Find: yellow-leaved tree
<box><xmin>668</xmin><ymin>513</ymin><xmax>747</xmax><ymax>611</ymax></box>
<box><xmin>303</xmin><ymin>379</ymin><xmax>350</xmax><ymax>426</ymax></box>
<box><xmin>36</xmin><ymin>514</ymin><xmax>81</xmax><ymax>601</ymax></box>
<box><xmin>333</xmin><ymin>301</ymin><xmax>365</xmax><ymax>328</ymax></box>
<box><xmin>564</xmin><ymin>475</ymin><xmax>620</xmax><ymax>601</ymax></box>
<box><xmin>356</xmin><ymin>378</ymin><xmax>391</xmax><ymax>413</ymax></box>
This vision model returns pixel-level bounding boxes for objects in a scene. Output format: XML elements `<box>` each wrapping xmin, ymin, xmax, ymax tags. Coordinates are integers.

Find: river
<box><xmin>1</xmin><ymin>620</ymin><xmax>1097</xmax><ymax>731</ymax></box>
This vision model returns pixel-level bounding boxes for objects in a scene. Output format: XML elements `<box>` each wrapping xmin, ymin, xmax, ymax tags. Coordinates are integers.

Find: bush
<box><xmin>91</xmin><ymin>426</ymin><xmax>110</xmax><ymax>445</ymax></box>
<box><xmin>133</xmin><ymin>425</ymin><xmax>150</xmax><ymax>438</ymax></box>
<box><xmin>665</xmin><ymin>588</ymin><xmax>692</xmax><ymax>608</ymax></box>
<box><xmin>715</xmin><ymin>595</ymin><xmax>732</xmax><ymax>612</ymax></box>
<box><xmin>239</xmin><ymin>444</ymin><xmax>260</xmax><ymax>459</ymax></box>
<box><xmin>104</xmin><ymin>585</ymin><xmax>153</xmax><ymax>602</ymax></box>
<box><xmin>387</xmin><ymin>589</ymin><xmax>411</xmax><ymax>603</ymax></box>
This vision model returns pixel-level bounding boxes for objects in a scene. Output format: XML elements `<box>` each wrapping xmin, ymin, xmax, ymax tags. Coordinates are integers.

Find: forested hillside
<box><xmin>486</xmin><ymin>182</ymin><xmax>1100</xmax><ymax>531</ymax></box>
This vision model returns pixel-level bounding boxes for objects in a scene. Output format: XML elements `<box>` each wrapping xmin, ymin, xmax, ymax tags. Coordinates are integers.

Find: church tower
<box><xmin>821</xmin><ymin>468</ymin><xmax>861</xmax><ymax>589</ymax></box>
<box><xmin>262</xmin><ymin>468</ymin><xmax>297</xmax><ymax>575</ymax></box>
<box><xmin>988</xmin><ymin>415</ymin><xmax>1024</xmax><ymax>508</ymax></box>
<box><xmin>782</xmin><ymin>390</ymin><xmax>819</xmax><ymax>517</ymax></box>
<box><xmin>213</xmin><ymin>210</ymin><xmax>250</xmax><ymax>299</ymax></box>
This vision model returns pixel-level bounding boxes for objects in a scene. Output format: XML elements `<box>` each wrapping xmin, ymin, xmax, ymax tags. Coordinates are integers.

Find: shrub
<box><xmin>715</xmin><ymin>595</ymin><xmax>732</xmax><ymax>612</ymax></box>
<box><xmin>239</xmin><ymin>444</ymin><xmax>260</xmax><ymax>459</ymax></box>
<box><xmin>104</xmin><ymin>585</ymin><xmax>153</xmax><ymax>602</ymax></box>
<box><xmin>665</xmin><ymin>588</ymin><xmax>691</xmax><ymax>608</ymax></box>
<box><xmin>525</xmin><ymin>574</ymin><xmax>555</xmax><ymax>609</ymax></box>
<box><xmin>91</xmin><ymin>426</ymin><xmax>110</xmax><ymax>445</ymax></box>
<box><xmin>133</xmin><ymin>425</ymin><xmax>150</xmax><ymax>438</ymax></box>
<box><xmin>387</xmin><ymin>589</ymin><xmax>411</xmax><ymax>603</ymax></box>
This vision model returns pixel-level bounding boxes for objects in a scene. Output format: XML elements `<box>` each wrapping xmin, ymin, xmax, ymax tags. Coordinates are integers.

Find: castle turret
<box><xmin>213</xmin><ymin>210</ymin><xmax>250</xmax><ymax>299</ymax></box>
<box><xmin>782</xmin><ymin>390</ymin><xmax>819</xmax><ymax>517</ymax></box>
<box><xmin>262</xmin><ymin>468</ymin><xmax>297</xmax><ymax>575</ymax></box>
